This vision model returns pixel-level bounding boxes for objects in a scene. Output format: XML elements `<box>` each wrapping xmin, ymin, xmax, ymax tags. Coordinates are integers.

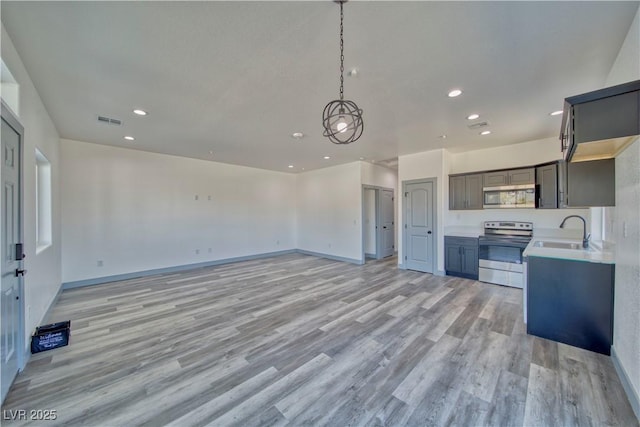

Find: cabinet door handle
<box><xmin>538</xmin><ymin>197</ymin><xmax>542</xmax><ymax>208</ymax></box>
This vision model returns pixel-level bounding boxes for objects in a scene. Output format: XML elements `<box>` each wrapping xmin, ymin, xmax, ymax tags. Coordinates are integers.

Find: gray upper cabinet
<box><xmin>561</xmin><ymin>80</ymin><xmax>640</xmax><ymax>162</ymax></box>
<box><xmin>573</xmin><ymin>90</ymin><xmax>639</xmax><ymax>145</ymax></box>
<box><xmin>566</xmin><ymin>159</ymin><xmax>615</xmax><ymax>207</ymax></box>
<box><xmin>536</xmin><ymin>163</ymin><xmax>558</xmax><ymax>209</ymax></box>
<box><xmin>449</xmin><ymin>173</ymin><xmax>483</xmax><ymax>210</ymax></box>
<box><xmin>483</xmin><ymin>168</ymin><xmax>535</xmax><ymax>187</ymax></box>
<box><xmin>508</xmin><ymin>168</ymin><xmax>535</xmax><ymax>185</ymax></box>
<box><xmin>465</xmin><ymin>174</ymin><xmax>483</xmax><ymax>209</ymax></box>
<box><xmin>483</xmin><ymin>171</ymin><xmax>508</xmax><ymax>187</ymax></box>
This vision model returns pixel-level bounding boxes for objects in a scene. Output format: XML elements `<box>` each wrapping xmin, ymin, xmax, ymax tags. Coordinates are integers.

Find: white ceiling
<box><xmin>2</xmin><ymin>1</ymin><xmax>638</xmax><ymax>173</ymax></box>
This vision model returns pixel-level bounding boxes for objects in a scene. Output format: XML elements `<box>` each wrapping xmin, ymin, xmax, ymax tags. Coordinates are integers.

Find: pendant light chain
<box><xmin>322</xmin><ymin>0</ymin><xmax>363</xmax><ymax>144</ymax></box>
<box><xmin>339</xmin><ymin>1</ymin><xmax>344</xmax><ymax>101</ymax></box>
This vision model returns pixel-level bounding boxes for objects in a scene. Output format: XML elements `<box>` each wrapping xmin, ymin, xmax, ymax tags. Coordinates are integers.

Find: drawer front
<box><xmin>445</xmin><ymin>236</ymin><xmax>478</xmax><ymax>247</ymax></box>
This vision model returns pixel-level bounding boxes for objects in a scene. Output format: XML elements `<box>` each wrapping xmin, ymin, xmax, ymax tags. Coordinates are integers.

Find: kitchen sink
<box><xmin>533</xmin><ymin>240</ymin><xmax>585</xmax><ymax>250</ymax></box>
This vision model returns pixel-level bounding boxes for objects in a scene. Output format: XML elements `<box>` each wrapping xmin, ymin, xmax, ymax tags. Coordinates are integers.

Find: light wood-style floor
<box><xmin>2</xmin><ymin>253</ymin><xmax>637</xmax><ymax>426</ymax></box>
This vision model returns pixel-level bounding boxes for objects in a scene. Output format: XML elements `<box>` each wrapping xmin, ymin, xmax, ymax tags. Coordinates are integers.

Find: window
<box><xmin>35</xmin><ymin>148</ymin><xmax>52</xmax><ymax>253</ymax></box>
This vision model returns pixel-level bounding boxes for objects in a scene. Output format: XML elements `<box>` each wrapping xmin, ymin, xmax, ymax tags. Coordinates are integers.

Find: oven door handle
<box><xmin>478</xmin><ymin>239</ymin><xmax>530</xmax><ymax>249</ymax></box>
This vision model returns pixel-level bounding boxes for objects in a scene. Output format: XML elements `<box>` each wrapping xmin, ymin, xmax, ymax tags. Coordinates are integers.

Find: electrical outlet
<box><xmin>208</xmin><ymin>195</ymin><xmax>212</xmax><ymax>201</ymax></box>
<box><xmin>195</xmin><ymin>195</ymin><xmax>199</xmax><ymax>201</ymax></box>
<box><xmin>328</xmin><ymin>243</ymin><xmax>332</xmax><ymax>248</ymax></box>
<box><xmin>97</xmin><ymin>260</ymin><xmax>103</xmax><ymax>267</ymax></box>
<box><xmin>208</xmin><ymin>248</ymin><xmax>212</xmax><ymax>253</ymax></box>
<box><xmin>195</xmin><ymin>249</ymin><xmax>200</xmax><ymax>254</ymax></box>
<box><xmin>276</xmin><ymin>240</ymin><xmax>280</xmax><ymax>245</ymax></box>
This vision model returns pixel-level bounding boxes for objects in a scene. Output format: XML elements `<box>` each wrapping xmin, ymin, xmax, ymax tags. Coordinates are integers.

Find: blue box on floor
<box><xmin>30</xmin><ymin>321</ymin><xmax>70</xmax><ymax>354</ymax></box>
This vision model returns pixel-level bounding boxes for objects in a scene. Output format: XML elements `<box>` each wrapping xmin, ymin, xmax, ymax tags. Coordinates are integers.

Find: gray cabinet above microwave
<box><xmin>560</xmin><ymin>80</ymin><xmax>640</xmax><ymax>162</ymax></box>
<box><xmin>483</xmin><ymin>168</ymin><xmax>535</xmax><ymax>187</ymax></box>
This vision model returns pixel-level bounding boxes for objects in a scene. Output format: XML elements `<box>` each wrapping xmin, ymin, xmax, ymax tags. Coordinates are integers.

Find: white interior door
<box><xmin>1</xmin><ymin>107</ymin><xmax>23</xmax><ymax>403</ymax></box>
<box><xmin>380</xmin><ymin>189</ymin><xmax>394</xmax><ymax>258</ymax></box>
<box><xmin>363</xmin><ymin>188</ymin><xmax>376</xmax><ymax>257</ymax></box>
<box><xmin>404</xmin><ymin>180</ymin><xmax>435</xmax><ymax>273</ymax></box>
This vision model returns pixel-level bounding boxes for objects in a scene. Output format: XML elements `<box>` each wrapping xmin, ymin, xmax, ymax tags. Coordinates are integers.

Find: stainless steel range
<box><xmin>478</xmin><ymin>221</ymin><xmax>533</xmax><ymax>288</ymax></box>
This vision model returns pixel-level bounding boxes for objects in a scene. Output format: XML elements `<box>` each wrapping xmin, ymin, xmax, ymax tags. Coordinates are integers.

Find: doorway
<box><xmin>1</xmin><ymin>102</ymin><xmax>25</xmax><ymax>404</ymax></box>
<box><xmin>362</xmin><ymin>186</ymin><xmax>395</xmax><ymax>261</ymax></box>
<box><xmin>402</xmin><ymin>178</ymin><xmax>437</xmax><ymax>273</ymax></box>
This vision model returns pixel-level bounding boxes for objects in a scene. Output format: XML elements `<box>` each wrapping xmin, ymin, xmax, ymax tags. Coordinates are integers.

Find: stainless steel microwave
<box><xmin>483</xmin><ymin>185</ymin><xmax>535</xmax><ymax>209</ymax></box>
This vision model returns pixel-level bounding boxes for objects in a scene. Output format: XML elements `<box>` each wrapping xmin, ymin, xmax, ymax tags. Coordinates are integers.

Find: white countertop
<box><xmin>523</xmin><ymin>237</ymin><xmax>615</xmax><ymax>264</ymax></box>
<box><xmin>445</xmin><ymin>232</ymin><xmax>481</xmax><ymax>238</ymax></box>
<box><xmin>444</xmin><ymin>226</ymin><xmax>482</xmax><ymax>239</ymax></box>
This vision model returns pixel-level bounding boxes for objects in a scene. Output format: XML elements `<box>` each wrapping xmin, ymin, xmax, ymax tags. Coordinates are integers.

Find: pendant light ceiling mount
<box><xmin>322</xmin><ymin>0</ymin><xmax>364</xmax><ymax>145</ymax></box>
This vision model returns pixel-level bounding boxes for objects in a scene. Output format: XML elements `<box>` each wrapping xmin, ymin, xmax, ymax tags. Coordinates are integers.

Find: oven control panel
<box><xmin>484</xmin><ymin>221</ymin><xmax>533</xmax><ymax>230</ymax></box>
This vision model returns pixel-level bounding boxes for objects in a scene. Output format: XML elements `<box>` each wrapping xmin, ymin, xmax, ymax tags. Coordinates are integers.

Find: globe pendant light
<box><xmin>322</xmin><ymin>0</ymin><xmax>364</xmax><ymax>145</ymax></box>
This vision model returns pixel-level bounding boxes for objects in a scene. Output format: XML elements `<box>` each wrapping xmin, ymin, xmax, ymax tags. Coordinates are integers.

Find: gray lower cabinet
<box><xmin>449</xmin><ymin>174</ymin><xmax>483</xmax><ymax>210</ymax></box>
<box><xmin>527</xmin><ymin>256</ymin><xmax>614</xmax><ymax>355</ymax></box>
<box><xmin>445</xmin><ymin>236</ymin><xmax>478</xmax><ymax>280</ymax></box>
<box><xmin>536</xmin><ymin>163</ymin><xmax>558</xmax><ymax>208</ymax></box>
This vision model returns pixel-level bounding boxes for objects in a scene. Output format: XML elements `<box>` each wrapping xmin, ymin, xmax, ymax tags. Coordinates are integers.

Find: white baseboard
<box><xmin>611</xmin><ymin>345</ymin><xmax>640</xmax><ymax>421</ymax></box>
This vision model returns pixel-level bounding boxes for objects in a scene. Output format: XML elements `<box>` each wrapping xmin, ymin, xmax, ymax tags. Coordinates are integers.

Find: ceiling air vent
<box><xmin>467</xmin><ymin>121</ymin><xmax>489</xmax><ymax>130</ymax></box>
<box><xmin>97</xmin><ymin>115</ymin><xmax>122</xmax><ymax>126</ymax></box>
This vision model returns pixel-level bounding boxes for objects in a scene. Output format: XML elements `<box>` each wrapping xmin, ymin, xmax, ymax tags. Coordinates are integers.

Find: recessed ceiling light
<box><xmin>324</xmin><ymin>156</ymin><xmax>331</xmax><ymax>160</ymax></box>
<box><xmin>209</xmin><ymin>150</ymin><xmax>213</xmax><ymax>155</ymax></box>
<box><xmin>467</xmin><ymin>113</ymin><xmax>480</xmax><ymax>120</ymax></box>
<box><xmin>550</xmin><ymin>110</ymin><xmax>563</xmax><ymax>116</ymax></box>
<box><xmin>480</xmin><ymin>130</ymin><xmax>491</xmax><ymax>136</ymax></box>
<box><xmin>291</xmin><ymin>132</ymin><xmax>304</xmax><ymax>139</ymax></box>
<box><xmin>359</xmin><ymin>157</ymin><xmax>365</xmax><ymax>160</ymax></box>
<box><xmin>124</xmin><ymin>136</ymin><xmax>135</xmax><ymax>141</ymax></box>
<box><xmin>133</xmin><ymin>109</ymin><xmax>147</xmax><ymax>116</ymax></box>
<box><xmin>438</xmin><ymin>134</ymin><xmax>447</xmax><ymax>139</ymax></box>
<box><xmin>448</xmin><ymin>89</ymin><xmax>462</xmax><ymax>98</ymax></box>
<box><xmin>288</xmin><ymin>165</ymin><xmax>294</xmax><ymax>168</ymax></box>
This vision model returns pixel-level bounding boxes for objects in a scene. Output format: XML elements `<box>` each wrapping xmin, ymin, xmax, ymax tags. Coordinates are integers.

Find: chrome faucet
<box><xmin>559</xmin><ymin>215</ymin><xmax>590</xmax><ymax>248</ymax></box>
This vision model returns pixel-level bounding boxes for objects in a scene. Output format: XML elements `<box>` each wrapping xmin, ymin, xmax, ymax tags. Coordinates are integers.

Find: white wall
<box><xmin>60</xmin><ymin>139</ymin><xmax>296</xmax><ymax>283</ymax></box>
<box><xmin>361</xmin><ymin>162</ymin><xmax>397</xmax><ymax>190</ymax></box>
<box><xmin>450</xmin><ymin>137</ymin><xmax>562</xmax><ymax>174</ymax></box>
<box><xmin>1</xmin><ymin>24</ymin><xmax>62</xmax><ymax>353</ymax></box>
<box><xmin>398</xmin><ymin>149</ymin><xmax>447</xmax><ymax>272</ymax></box>
<box><xmin>613</xmin><ymin>137</ymin><xmax>640</xmax><ymax>411</ymax></box>
<box><xmin>606</xmin><ymin>4</ymin><xmax>640</xmax><ymax>415</ymax></box>
<box><xmin>296</xmin><ymin>162</ymin><xmax>362</xmax><ymax>262</ymax></box>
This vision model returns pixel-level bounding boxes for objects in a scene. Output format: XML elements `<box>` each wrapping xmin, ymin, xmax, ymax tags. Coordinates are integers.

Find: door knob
<box><xmin>15</xmin><ymin>269</ymin><xmax>27</xmax><ymax>277</ymax></box>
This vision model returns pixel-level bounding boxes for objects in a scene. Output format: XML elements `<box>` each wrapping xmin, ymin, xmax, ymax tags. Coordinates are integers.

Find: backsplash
<box><xmin>445</xmin><ymin>208</ymin><xmax>591</xmax><ymax>238</ymax></box>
